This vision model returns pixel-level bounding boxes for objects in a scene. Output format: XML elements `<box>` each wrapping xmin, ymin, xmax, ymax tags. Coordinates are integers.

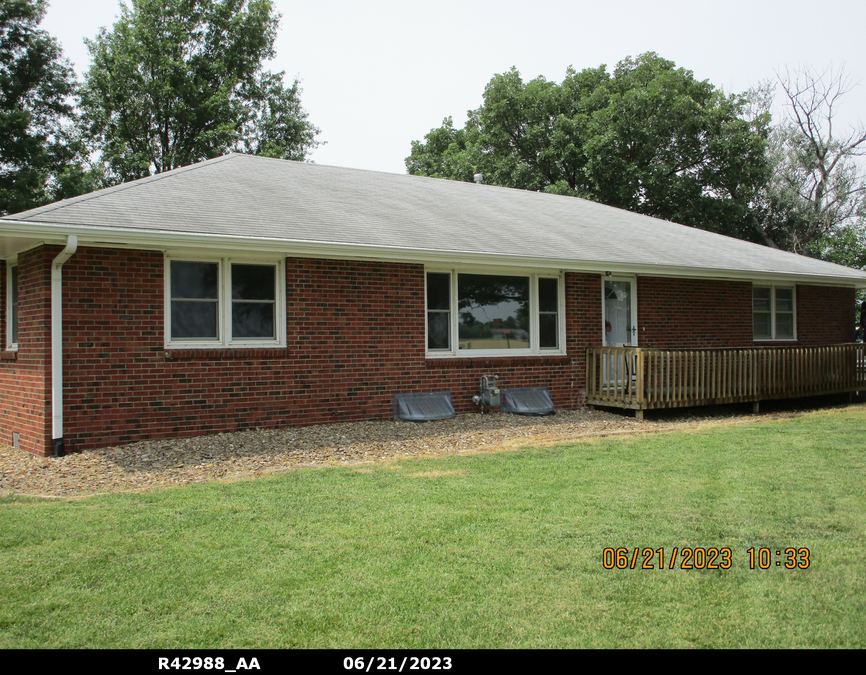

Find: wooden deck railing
<box><xmin>586</xmin><ymin>344</ymin><xmax>866</xmax><ymax>412</ymax></box>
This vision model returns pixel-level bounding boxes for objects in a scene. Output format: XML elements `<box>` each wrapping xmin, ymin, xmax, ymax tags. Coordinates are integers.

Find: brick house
<box><xmin>2</xmin><ymin>154</ymin><xmax>864</xmax><ymax>456</ymax></box>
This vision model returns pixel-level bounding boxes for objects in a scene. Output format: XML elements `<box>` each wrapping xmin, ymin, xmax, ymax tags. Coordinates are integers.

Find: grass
<box><xmin>1</xmin><ymin>406</ymin><xmax>865</xmax><ymax>648</ymax></box>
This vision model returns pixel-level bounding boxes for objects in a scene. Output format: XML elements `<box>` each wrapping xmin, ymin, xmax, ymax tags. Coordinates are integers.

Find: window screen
<box><xmin>426</xmin><ymin>272</ymin><xmax>451</xmax><ymax>350</ymax></box>
<box><xmin>170</xmin><ymin>261</ymin><xmax>219</xmax><ymax>340</ymax></box>
<box><xmin>753</xmin><ymin>286</ymin><xmax>795</xmax><ymax>340</ymax></box>
<box><xmin>538</xmin><ymin>277</ymin><xmax>558</xmax><ymax>349</ymax></box>
<box><xmin>231</xmin><ymin>264</ymin><xmax>276</xmax><ymax>339</ymax></box>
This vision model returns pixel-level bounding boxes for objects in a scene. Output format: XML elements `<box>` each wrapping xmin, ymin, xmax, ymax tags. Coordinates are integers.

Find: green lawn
<box><xmin>1</xmin><ymin>406</ymin><xmax>865</xmax><ymax>648</ymax></box>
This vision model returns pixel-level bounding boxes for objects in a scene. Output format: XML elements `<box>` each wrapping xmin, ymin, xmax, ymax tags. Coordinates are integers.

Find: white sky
<box><xmin>42</xmin><ymin>0</ymin><xmax>866</xmax><ymax>175</ymax></box>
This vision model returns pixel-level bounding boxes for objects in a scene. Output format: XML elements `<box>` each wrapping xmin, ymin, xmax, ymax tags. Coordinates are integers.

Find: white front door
<box><xmin>603</xmin><ymin>278</ymin><xmax>638</xmax><ymax>346</ymax></box>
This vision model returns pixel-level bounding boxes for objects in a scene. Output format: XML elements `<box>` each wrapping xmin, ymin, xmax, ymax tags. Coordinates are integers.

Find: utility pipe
<box><xmin>51</xmin><ymin>235</ymin><xmax>78</xmax><ymax>457</ymax></box>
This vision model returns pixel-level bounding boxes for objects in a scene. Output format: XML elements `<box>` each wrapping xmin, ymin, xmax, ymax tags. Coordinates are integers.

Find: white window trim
<box><xmin>753</xmin><ymin>284</ymin><xmax>797</xmax><ymax>342</ymax></box>
<box><xmin>5</xmin><ymin>256</ymin><xmax>18</xmax><ymax>351</ymax></box>
<box><xmin>425</xmin><ymin>267</ymin><xmax>566</xmax><ymax>358</ymax></box>
<box><xmin>164</xmin><ymin>253</ymin><xmax>286</xmax><ymax>349</ymax></box>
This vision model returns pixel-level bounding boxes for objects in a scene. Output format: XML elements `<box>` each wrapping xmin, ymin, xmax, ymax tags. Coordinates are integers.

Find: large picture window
<box><xmin>458</xmin><ymin>273</ymin><xmax>530</xmax><ymax>350</ymax></box>
<box><xmin>166</xmin><ymin>257</ymin><xmax>284</xmax><ymax>347</ymax></box>
<box><xmin>753</xmin><ymin>285</ymin><xmax>795</xmax><ymax>340</ymax></box>
<box><xmin>426</xmin><ymin>270</ymin><xmax>563</xmax><ymax>356</ymax></box>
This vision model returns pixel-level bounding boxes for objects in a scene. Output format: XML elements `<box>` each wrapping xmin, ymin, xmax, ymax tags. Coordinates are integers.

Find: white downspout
<box><xmin>51</xmin><ymin>235</ymin><xmax>78</xmax><ymax>457</ymax></box>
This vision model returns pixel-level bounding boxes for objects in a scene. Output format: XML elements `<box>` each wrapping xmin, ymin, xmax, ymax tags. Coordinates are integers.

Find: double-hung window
<box><xmin>426</xmin><ymin>269</ymin><xmax>564</xmax><ymax>357</ymax></box>
<box><xmin>753</xmin><ymin>285</ymin><xmax>795</xmax><ymax>340</ymax></box>
<box><xmin>166</xmin><ymin>256</ymin><xmax>285</xmax><ymax>348</ymax></box>
<box><xmin>5</xmin><ymin>262</ymin><xmax>18</xmax><ymax>350</ymax></box>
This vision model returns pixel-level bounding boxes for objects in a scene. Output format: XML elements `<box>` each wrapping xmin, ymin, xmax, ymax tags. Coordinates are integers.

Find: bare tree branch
<box><xmin>771</xmin><ymin>64</ymin><xmax>866</xmax><ymax>245</ymax></box>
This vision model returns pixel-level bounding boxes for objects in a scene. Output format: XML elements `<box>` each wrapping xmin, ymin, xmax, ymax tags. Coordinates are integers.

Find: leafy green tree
<box><xmin>407</xmin><ymin>53</ymin><xmax>770</xmax><ymax>241</ymax></box>
<box><xmin>0</xmin><ymin>0</ymin><xmax>86</xmax><ymax>215</ymax></box>
<box><xmin>80</xmin><ymin>0</ymin><xmax>320</xmax><ymax>183</ymax></box>
<box><xmin>585</xmin><ymin>55</ymin><xmax>770</xmax><ymax>238</ymax></box>
<box><xmin>407</xmin><ymin>65</ymin><xmax>610</xmax><ymax>194</ymax></box>
<box><xmin>406</xmin><ymin>116</ymin><xmax>477</xmax><ymax>182</ymax></box>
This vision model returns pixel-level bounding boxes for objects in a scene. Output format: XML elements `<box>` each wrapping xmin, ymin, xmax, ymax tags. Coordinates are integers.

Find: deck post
<box><xmin>635</xmin><ymin>410</ymin><xmax>644</xmax><ymax>421</ymax></box>
<box><xmin>752</xmin><ymin>401</ymin><xmax>760</xmax><ymax>414</ymax></box>
<box><xmin>635</xmin><ymin>348</ymin><xmax>646</xmax><ymax>408</ymax></box>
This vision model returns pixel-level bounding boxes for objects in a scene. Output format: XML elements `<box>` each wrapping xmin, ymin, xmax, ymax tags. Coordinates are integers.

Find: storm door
<box><xmin>602</xmin><ymin>277</ymin><xmax>638</xmax><ymax>391</ymax></box>
<box><xmin>603</xmin><ymin>278</ymin><xmax>638</xmax><ymax>346</ymax></box>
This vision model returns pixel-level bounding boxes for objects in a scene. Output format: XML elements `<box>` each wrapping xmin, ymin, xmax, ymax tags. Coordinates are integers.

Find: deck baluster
<box><xmin>586</xmin><ymin>344</ymin><xmax>862</xmax><ymax>413</ymax></box>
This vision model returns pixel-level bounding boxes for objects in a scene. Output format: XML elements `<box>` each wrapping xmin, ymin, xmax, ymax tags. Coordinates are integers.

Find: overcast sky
<box><xmin>41</xmin><ymin>0</ymin><xmax>866</xmax><ymax>175</ymax></box>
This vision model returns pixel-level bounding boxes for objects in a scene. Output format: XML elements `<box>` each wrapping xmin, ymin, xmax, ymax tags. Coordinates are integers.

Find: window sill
<box><xmin>426</xmin><ymin>354</ymin><xmax>571</xmax><ymax>368</ymax></box>
<box><xmin>753</xmin><ymin>339</ymin><xmax>798</xmax><ymax>343</ymax></box>
<box><xmin>164</xmin><ymin>348</ymin><xmax>290</xmax><ymax>361</ymax></box>
<box><xmin>1</xmin><ymin>350</ymin><xmax>17</xmax><ymax>362</ymax></box>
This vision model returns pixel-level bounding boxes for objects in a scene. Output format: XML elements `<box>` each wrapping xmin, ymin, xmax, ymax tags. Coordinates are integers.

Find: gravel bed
<box><xmin>0</xmin><ymin>407</ymin><xmax>783</xmax><ymax>498</ymax></box>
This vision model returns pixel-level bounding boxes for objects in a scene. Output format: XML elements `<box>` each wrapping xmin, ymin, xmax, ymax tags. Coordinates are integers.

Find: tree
<box><xmin>407</xmin><ymin>53</ymin><xmax>771</xmax><ymax>240</ymax></box>
<box><xmin>80</xmin><ymin>0</ymin><xmax>320</xmax><ymax>184</ymax></box>
<box><xmin>406</xmin><ymin>116</ymin><xmax>477</xmax><ymax>182</ymax></box>
<box><xmin>407</xmin><ymin>64</ymin><xmax>611</xmax><ymax>194</ymax></box>
<box><xmin>755</xmin><ymin>65</ymin><xmax>866</xmax><ymax>255</ymax></box>
<box><xmin>0</xmin><ymin>0</ymin><xmax>84</xmax><ymax>215</ymax></box>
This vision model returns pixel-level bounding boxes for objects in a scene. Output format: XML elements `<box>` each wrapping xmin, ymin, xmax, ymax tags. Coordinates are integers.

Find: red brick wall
<box><xmin>636</xmin><ymin>277</ymin><xmax>855</xmax><ymax>348</ymax></box>
<box><xmin>565</xmin><ymin>272</ymin><xmax>603</xmax><ymax>406</ymax></box>
<box><xmin>407</xmin><ymin>271</ymin><xmax>600</xmax><ymax>413</ymax></box>
<box><xmin>795</xmin><ymin>285</ymin><xmax>856</xmax><ymax>345</ymax></box>
<box><xmin>50</xmin><ymin>250</ymin><xmax>601</xmax><ymax>453</ymax></box>
<box><xmin>2</xmin><ymin>245</ymin><xmax>858</xmax><ymax>455</ymax></box>
<box><xmin>637</xmin><ymin>277</ymin><xmax>754</xmax><ymax>348</ymax></box>
<box><xmin>284</xmin><ymin>259</ymin><xmax>581</xmax><ymax>419</ymax></box>
<box><xmin>0</xmin><ymin>247</ymin><xmax>53</xmax><ymax>455</ymax></box>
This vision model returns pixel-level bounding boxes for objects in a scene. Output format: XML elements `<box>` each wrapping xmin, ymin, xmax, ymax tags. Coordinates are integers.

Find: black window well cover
<box><xmin>500</xmin><ymin>387</ymin><xmax>555</xmax><ymax>415</ymax></box>
<box><xmin>394</xmin><ymin>391</ymin><xmax>455</xmax><ymax>422</ymax></box>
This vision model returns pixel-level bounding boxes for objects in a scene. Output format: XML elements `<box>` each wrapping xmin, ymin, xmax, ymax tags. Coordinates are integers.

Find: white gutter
<box><xmin>51</xmin><ymin>235</ymin><xmax>78</xmax><ymax>457</ymax></box>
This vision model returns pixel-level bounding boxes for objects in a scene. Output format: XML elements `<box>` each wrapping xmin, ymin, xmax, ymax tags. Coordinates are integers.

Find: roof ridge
<box><xmin>7</xmin><ymin>154</ymin><xmax>238</xmax><ymax>220</ymax></box>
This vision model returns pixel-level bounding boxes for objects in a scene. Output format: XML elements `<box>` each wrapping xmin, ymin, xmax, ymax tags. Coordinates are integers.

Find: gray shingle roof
<box><xmin>3</xmin><ymin>153</ymin><xmax>865</xmax><ymax>284</ymax></box>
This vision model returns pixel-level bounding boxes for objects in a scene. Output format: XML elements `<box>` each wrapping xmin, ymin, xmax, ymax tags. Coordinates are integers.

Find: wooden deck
<box><xmin>586</xmin><ymin>344</ymin><xmax>866</xmax><ymax>417</ymax></box>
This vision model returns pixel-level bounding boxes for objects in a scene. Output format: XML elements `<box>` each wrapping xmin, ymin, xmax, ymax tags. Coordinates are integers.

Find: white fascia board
<box><xmin>2</xmin><ymin>218</ymin><xmax>866</xmax><ymax>288</ymax></box>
